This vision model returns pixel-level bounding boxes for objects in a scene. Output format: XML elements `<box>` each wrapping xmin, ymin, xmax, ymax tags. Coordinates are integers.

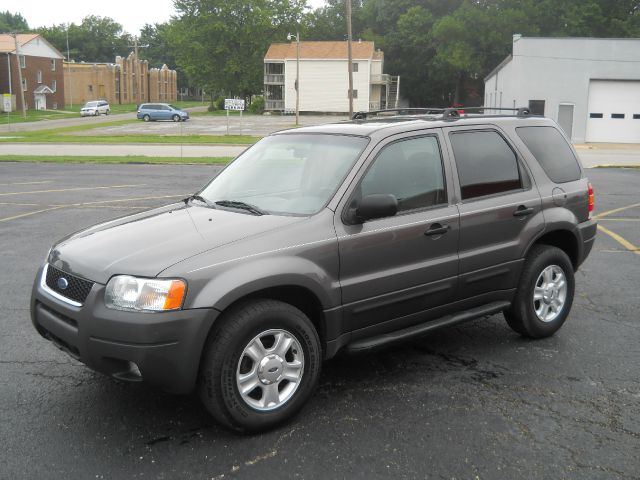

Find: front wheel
<box><xmin>172</xmin><ymin>114</ymin><xmax>180</xmax><ymax>122</ymax></box>
<box><xmin>143</xmin><ymin>114</ymin><xmax>150</xmax><ymax>122</ymax></box>
<box><xmin>199</xmin><ymin>299</ymin><xmax>322</xmax><ymax>432</ymax></box>
<box><xmin>504</xmin><ymin>245</ymin><xmax>575</xmax><ymax>338</ymax></box>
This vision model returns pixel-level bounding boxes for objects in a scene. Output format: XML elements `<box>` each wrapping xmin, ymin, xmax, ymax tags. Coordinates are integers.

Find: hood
<box><xmin>49</xmin><ymin>203</ymin><xmax>303</xmax><ymax>284</ymax></box>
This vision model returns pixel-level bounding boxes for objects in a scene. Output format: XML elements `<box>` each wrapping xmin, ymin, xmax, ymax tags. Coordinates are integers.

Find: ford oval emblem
<box><xmin>57</xmin><ymin>277</ymin><xmax>69</xmax><ymax>290</ymax></box>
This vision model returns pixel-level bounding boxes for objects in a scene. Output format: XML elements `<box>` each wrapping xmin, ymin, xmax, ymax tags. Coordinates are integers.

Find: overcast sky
<box><xmin>11</xmin><ymin>0</ymin><xmax>327</xmax><ymax>36</ymax></box>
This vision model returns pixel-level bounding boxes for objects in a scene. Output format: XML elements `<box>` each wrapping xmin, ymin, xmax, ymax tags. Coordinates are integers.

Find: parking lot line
<box><xmin>598</xmin><ymin>218</ymin><xmax>640</xmax><ymax>222</ymax></box>
<box><xmin>0</xmin><ymin>184</ymin><xmax>146</xmax><ymax>197</ymax></box>
<box><xmin>0</xmin><ymin>206</ymin><xmax>64</xmax><ymax>223</ymax></box>
<box><xmin>597</xmin><ymin>224</ymin><xmax>639</xmax><ymax>255</ymax></box>
<box><xmin>594</xmin><ymin>202</ymin><xmax>640</xmax><ymax>220</ymax></box>
<box><xmin>0</xmin><ymin>181</ymin><xmax>52</xmax><ymax>187</ymax></box>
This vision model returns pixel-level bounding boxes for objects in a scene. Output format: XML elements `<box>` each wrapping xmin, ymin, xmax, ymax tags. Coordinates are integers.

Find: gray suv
<box><xmin>31</xmin><ymin>108</ymin><xmax>597</xmax><ymax>432</ymax></box>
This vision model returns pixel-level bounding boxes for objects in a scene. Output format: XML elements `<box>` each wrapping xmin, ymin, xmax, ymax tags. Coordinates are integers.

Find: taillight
<box><xmin>588</xmin><ymin>182</ymin><xmax>594</xmax><ymax>216</ymax></box>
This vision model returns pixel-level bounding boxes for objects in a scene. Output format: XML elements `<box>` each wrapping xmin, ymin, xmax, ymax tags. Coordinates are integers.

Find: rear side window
<box><xmin>516</xmin><ymin>126</ymin><xmax>581</xmax><ymax>183</ymax></box>
<box><xmin>450</xmin><ymin>130</ymin><xmax>522</xmax><ymax>200</ymax></box>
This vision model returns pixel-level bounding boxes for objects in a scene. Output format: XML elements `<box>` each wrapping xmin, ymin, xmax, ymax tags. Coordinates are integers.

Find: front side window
<box><xmin>450</xmin><ymin>130</ymin><xmax>522</xmax><ymax>200</ymax></box>
<box><xmin>200</xmin><ymin>134</ymin><xmax>368</xmax><ymax>215</ymax></box>
<box><xmin>359</xmin><ymin>136</ymin><xmax>446</xmax><ymax>213</ymax></box>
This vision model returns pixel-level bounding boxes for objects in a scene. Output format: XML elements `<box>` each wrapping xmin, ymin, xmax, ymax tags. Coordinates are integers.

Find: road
<box><xmin>0</xmin><ymin>143</ymin><xmax>247</xmax><ymax>158</ymax></box>
<box><xmin>0</xmin><ymin>163</ymin><xmax>638</xmax><ymax>479</ymax></box>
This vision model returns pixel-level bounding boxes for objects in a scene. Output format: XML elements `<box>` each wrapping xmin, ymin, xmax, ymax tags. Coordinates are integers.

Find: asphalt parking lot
<box><xmin>1</xmin><ymin>163</ymin><xmax>638</xmax><ymax>479</ymax></box>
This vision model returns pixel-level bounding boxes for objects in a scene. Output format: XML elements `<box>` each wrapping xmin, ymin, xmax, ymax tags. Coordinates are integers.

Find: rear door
<box><xmin>444</xmin><ymin>126</ymin><xmax>544</xmax><ymax>300</ymax></box>
<box><xmin>334</xmin><ymin>130</ymin><xmax>460</xmax><ymax>337</ymax></box>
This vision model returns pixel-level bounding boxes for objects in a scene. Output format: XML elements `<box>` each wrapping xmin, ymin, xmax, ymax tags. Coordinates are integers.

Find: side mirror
<box><xmin>354</xmin><ymin>194</ymin><xmax>398</xmax><ymax>223</ymax></box>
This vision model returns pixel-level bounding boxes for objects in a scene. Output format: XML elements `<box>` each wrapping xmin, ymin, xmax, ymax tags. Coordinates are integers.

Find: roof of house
<box><xmin>265</xmin><ymin>41</ymin><xmax>381</xmax><ymax>61</ymax></box>
<box><xmin>0</xmin><ymin>33</ymin><xmax>40</xmax><ymax>53</ymax></box>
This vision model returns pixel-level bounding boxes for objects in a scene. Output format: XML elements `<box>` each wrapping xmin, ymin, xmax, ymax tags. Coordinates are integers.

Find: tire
<box><xmin>143</xmin><ymin>114</ymin><xmax>150</xmax><ymax>122</ymax></box>
<box><xmin>504</xmin><ymin>245</ymin><xmax>575</xmax><ymax>338</ymax></box>
<box><xmin>172</xmin><ymin>114</ymin><xmax>180</xmax><ymax>122</ymax></box>
<box><xmin>199</xmin><ymin>299</ymin><xmax>322</xmax><ymax>432</ymax></box>
<box><xmin>94</xmin><ymin>110</ymin><xmax>99</xmax><ymax>116</ymax></box>
<box><xmin>106</xmin><ymin>109</ymin><xmax>110</xmax><ymax>115</ymax></box>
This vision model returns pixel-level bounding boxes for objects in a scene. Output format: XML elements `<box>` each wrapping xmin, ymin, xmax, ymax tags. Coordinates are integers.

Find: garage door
<box><xmin>585</xmin><ymin>80</ymin><xmax>640</xmax><ymax>143</ymax></box>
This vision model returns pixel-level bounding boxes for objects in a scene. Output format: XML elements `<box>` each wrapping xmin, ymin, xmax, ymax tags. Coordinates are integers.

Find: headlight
<box><xmin>105</xmin><ymin>276</ymin><xmax>186</xmax><ymax>312</ymax></box>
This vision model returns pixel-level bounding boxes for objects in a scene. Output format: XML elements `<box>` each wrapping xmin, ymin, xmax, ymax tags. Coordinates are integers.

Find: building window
<box><xmin>19</xmin><ymin>55</ymin><xmax>25</xmax><ymax>68</ymax></box>
<box><xmin>611</xmin><ymin>113</ymin><xmax>625</xmax><ymax>119</ymax></box>
<box><xmin>51</xmin><ymin>80</ymin><xmax>57</xmax><ymax>92</ymax></box>
<box><xmin>53</xmin><ymin>102</ymin><xmax>58</xmax><ymax>109</ymax></box>
<box><xmin>352</xmin><ymin>62</ymin><xmax>359</xmax><ymax>73</ymax></box>
<box><xmin>51</xmin><ymin>59</ymin><xmax>56</xmax><ymax>71</ymax></box>
<box><xmin>528</xmin><ymin>100</ymin><xmax>545</xmax><ymax>115</ymax></box>
<box><xmin>348</xmin><ymin>89</ymin><xmax>358</xmax><ymax>99</ymax></box>
<box><xmin>589</xmin><ymin>113</ymin><xmax>603</xmax><ymax>118</ymax></box>
<box><xmin>37</xmin><ymin>70</ymin><xmax>42</xmax><ymax>83</ymax></box>
<box><xmin>634</xmin><ymin>114</ymin><xmax>640</xmax><ymax>120</ymax></box>
<box><xmin>21</xmin><ymin>78</ymin><xmax>27</xmax><ymax>91</ymax></box>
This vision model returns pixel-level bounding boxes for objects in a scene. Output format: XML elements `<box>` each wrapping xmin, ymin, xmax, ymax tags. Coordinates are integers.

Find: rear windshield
<box><xmin>516</xmin><ymin>126</ymin><xmax>581</xmax><ymax>183</ymax></box>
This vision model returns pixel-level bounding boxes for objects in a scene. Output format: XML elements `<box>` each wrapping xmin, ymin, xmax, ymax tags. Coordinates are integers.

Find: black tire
<box><xmin>106</xmin><ymin>109</ymin><xmax>110</xmax><ymax>115</ymax></box>
<box><xmin>172</xmin><ymin>114</ymin><xmax>180</xmax><ymax>122</ymax></box>
<box><xmin>94</xmin><ymin>110</ymin><xmax>99</xmax><ymax>116</ymax></box>
<box><xmin>143</xmin><ymin>114</ymin><xmax>150</xmax><ymax>122</ymax></box>
<box><xmin>199</xmin><ymin>299</ymin><xmax>322</xmax><ymax>432</ymax></box>
<box><xmin>504</xmin><ymin>245</ymin><xmax>575</xmax><ymax>338</ymax></box>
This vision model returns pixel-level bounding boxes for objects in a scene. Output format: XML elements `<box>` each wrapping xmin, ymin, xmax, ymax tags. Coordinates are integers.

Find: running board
<box><xmin>345</xmin><ymin>301</ymin><xmax>510</xmax><ymax>354</ymax></box>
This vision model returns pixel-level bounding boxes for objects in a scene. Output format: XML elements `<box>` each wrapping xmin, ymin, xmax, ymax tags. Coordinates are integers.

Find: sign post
<box><xmin>224</xmin><ymin>99</ymin><xmax>245</xmax><ymax>135</ymax></box>
<box><xmin>3</xmin><ymin>94</ymin><xmax>12</xmax><ymax>130</ymax></box>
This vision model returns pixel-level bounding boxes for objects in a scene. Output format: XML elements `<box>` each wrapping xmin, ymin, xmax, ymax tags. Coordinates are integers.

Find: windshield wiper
<box><xmin>214</xmin><ymin>200</ymin><xmax>268</xmax><ymax>216</ymax></box>
<box><xmin>184</xmin><ymin>194</ymin><xmax>216</xmax><ymax>208</ymax></box>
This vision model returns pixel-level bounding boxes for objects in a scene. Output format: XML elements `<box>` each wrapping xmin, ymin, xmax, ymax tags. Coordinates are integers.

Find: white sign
<box><xmin>2</xmin><ymin>94</ymin><xmax>12</xmax><ymax>113</ymax></box>
<box><xmin>224</xmin><ymin>98</ymin><xmax>245</xmax><ymax>111</ymax></box>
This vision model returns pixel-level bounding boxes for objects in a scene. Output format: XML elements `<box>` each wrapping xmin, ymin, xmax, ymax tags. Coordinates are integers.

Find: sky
<box><xmin>9</xmin><ymin>0</ymin><xmax>328</xmax><ymax>37</ymax></box>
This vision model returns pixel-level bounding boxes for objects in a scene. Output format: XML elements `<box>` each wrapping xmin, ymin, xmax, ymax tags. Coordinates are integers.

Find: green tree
<box><xmin>169</xmin><ymin>0</ymin><xmax>306</xmax><ymax>98</ymax></box>
<box><xmin>0</xmin><ymin>11</ymin><xmax>29</xmax><ymax>32</ymax></box>
<box><xmin>37</xmin><ymin>16</ymin><xmax>132</xmax><ymax>62</ymax></box>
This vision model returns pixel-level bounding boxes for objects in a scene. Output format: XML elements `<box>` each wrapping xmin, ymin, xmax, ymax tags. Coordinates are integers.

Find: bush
<box><xmin>248</xmin><ymin>96</ymin><xmax>265</xmax><ymax>114</ymax></box>
<box><xmin>207</xmin><ymin>102</ymin><xmax>217</xmax><ymax>112</ymax></box>
<box><xmin>215</xmin><ymin>96</ymin><xmax>226</xmax><ymax>111</ymax></box>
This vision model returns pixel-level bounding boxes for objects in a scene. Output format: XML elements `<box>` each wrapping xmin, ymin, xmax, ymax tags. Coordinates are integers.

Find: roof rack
<box><xmin>352</xmin><ymin>106</ymin><xmax>533</xmax><ymax>121</ymax></box>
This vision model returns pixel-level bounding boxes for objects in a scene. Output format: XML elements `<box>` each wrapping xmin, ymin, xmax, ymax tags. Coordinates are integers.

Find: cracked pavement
<box><xmin>0</xmin><ymin>163</ymin><xmax>638</xmax><ymax>479</ymax></box>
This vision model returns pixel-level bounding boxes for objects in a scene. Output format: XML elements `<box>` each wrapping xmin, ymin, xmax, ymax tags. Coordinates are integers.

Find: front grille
<box><xmin>45</xmin><ymin>265</ymin><xmax>94</xmax><ymax>304</ymax></box>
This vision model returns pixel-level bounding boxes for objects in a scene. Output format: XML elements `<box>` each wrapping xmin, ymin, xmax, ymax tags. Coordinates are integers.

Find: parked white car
<box><xmin>80</xmin><ymin>101</ymin><xmax>110</xmax><ymax>117</ymax></box>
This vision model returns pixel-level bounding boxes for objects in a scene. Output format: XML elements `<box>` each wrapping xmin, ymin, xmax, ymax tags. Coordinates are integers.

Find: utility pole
<box><xmin>346</xmin><ymin>0</ymin><xmax>354</xmax><ymax>118</ymax></box>
<box><xmin>128</xmin><ymin>36</ymin><xmax>148</xmax><ymax>104</ymax></box>
<box><xmin>66</xmin><ymin>24</ymin><xmax>73</xmax><ymax>108</ymax></box>
<box><xmin>287</xmin><ymin>31</ymin><xmax>300</xmax><ymax>126</ymax></box>
<box><xmin>12</xmin><ymin>33</ymin><xmax>27</xmax><ymax>118</ymax></box>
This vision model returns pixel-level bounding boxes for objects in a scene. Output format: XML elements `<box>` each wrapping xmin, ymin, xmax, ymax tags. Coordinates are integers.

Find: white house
<box><xmin>484</xmin><ymin>35</ymin><xmax>640</xmax><ymax>143</ymax></box>
<box><xmin>263</xmin><ymin>40</ymin><xmax>399</xmax><ymax>114</ymax></box>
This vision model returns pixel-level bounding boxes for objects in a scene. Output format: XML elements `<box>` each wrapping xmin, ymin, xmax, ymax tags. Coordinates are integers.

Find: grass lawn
<box><xmin>0</xmin><ymin>119</ymin><xmax>260</xmax><ymax>145</ymax></box>
<box><xmin>0</xmin><ymin>154</ymin><xmax>232</xmax><ymax>164</ymax></box>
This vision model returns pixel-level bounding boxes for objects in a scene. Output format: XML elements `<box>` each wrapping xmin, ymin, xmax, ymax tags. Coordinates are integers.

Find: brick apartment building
<box><xmin>0</xmin><ymin>33</ymin><xmax>65</xmax><ymax>111</ymax></box>
<box><xmin>64</xmin><ymin>52</ymin><xmax>177</xmax><ymax>106</ymax></box>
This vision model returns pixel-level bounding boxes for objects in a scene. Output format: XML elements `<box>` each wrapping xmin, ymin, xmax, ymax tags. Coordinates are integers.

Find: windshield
<box><xmin>84</xmin><ymin>102</ymin><xmax>97</xmax><ymax>108</ymax></box>
<box><xmin>168</xmin><ymin>104</ymin><xmax>178</xmax><ymax>110</ymax></box>
<box><xmin>199</xmin><ymin>134</ymin><xmax>368</xmax><ymax>215</ymax></box>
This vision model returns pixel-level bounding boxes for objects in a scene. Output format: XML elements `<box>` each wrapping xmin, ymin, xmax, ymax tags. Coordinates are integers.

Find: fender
<box><xmin>186</xmin><ymin>255</ymin><xmax>340</xmax><ymax>311</ymax></box>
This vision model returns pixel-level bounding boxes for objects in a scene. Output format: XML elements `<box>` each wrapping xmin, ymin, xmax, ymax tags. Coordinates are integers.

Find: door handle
<box><xmin>513</xmin><ymin>206</ymin><xmax>534</xmax><ymax>217</ymax></box>
<box><xmin>425</xmin><ymin>223</ymin><xmax>449</xmax><ymax>236</ymax></box>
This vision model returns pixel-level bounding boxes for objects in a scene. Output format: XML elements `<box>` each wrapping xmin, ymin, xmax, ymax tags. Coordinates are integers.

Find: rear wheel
<box><xmin>199</xmin><ymin>299</ymin><xmax>321</xmax><ymax>432</ymax></box>
<box><xmin>504</xmin><ymin>245</ymin><xmax>575</xmax><ymax>338</ymax></box>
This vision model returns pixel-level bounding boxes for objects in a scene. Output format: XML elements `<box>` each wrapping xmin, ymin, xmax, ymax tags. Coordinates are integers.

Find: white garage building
<box><xmin>484</xmin><ymin>36</ymin><xmax>640</xmax><ymax>144</ymax></box>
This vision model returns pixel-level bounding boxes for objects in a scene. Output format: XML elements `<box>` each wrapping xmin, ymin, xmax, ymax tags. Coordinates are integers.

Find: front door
<box><xmin>34</xmin><ymin>93</ymin><xmax>46</xmax><ymax>110</ymax></box>
<box><xmin>335</xmin><ymin>131</ymin><xmax>460</xmax><ymax>337</ymax></box>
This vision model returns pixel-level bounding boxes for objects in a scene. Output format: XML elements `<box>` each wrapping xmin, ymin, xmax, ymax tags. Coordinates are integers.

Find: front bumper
<box><xmin>31</xmin><ymin>265</ymin><xmax>218</xmax><ymax>394</ymax></box>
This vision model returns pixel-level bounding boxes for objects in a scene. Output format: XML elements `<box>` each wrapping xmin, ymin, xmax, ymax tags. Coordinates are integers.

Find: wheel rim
<box><xmin>533</xmin><ymin>265</ymin><xmax>568</xmax><ymax>322</ymax></box>
<box><xmin>236</xmin><ymin>329</ymin><xmax>304</xmax><ymax>411</ymax></box>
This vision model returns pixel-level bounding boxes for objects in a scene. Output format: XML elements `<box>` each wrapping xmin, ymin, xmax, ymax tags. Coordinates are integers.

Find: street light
<box><xmin>287</xmin><ymin>31</ymin><xmax>300</xmax><ymax>126</ymax></box>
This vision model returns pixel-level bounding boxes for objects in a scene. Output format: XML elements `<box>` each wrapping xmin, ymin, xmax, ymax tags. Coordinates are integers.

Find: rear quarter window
<box><xmin>516</xmin><ymin>126</ymin><xmax>581</xmax><ymax>183</ymax></box>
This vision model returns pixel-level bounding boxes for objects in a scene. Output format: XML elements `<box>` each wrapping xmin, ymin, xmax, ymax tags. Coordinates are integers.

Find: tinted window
<box><xmin>590</xmin><ymin>113</ymin><xmax>603</xmax><ymax>118</ymax></box>
<box><xmin>360</xmin><ymin>136</ymin><xmax>446</xmax><ymax>212</ymax></box>
<box><xmin>450</xmin><ymin>131</ymin><xmax>522</xmax><ymax>200</ymax></box>
<box><xmin>611</xmin><ymin>113</ymin><xmax>625</xmax><ymax>119</ymax></box>
<box><xmin>516</xmin><ymin>126</ymin><xmax>581</xmax><ymax>183</ymax></box>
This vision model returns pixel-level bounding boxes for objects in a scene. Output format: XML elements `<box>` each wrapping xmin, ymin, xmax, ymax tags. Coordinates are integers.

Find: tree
<box><xmin>0</xmin><ymin>11</ymin><xmax>29</xmax><ymax>32</ymax></box>
<box><xmin>37</xmin><ymin>16</ymin><xmax>132</xmax><ymax>62</ymax></box>
<box><xmin>169</xmin><ymin>0</ymin><xmax>306</xmax><ymax>98</ymax></box>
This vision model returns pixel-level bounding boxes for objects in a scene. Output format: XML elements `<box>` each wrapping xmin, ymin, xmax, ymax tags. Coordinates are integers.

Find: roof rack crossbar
<box><xmin>352</xmin><ymin>108</ymin><xmax>445</xmax><ymax>120</ymax></box>
<box><xmin>352</xmin><ymin>106</ymin><xmax>534</xmax><ymax>122</ymax></box>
